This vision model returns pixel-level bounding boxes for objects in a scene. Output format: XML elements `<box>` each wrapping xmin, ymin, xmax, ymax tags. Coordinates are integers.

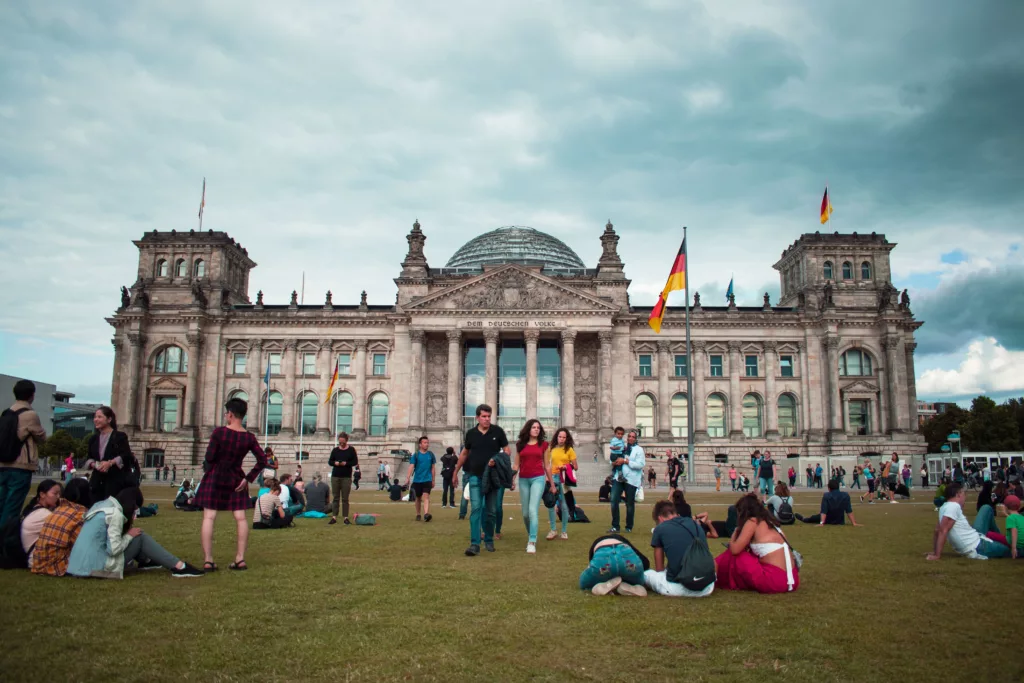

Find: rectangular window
<box><xmin>709</xmin><ymin>355</ymin><xmax>723</xmax><ymax>377</ymax></box>
<box><xmin>714</xmin><ymin>453</ymin><xmax>729</xmax><ymax>463</ymax></box>
<box><xmin>143</xmin><ymin>449</ymin><xmax>165</xmax><ymax>468</ymax></box>
<box><xmin>232</xmin><ymin>353</ymin><xmax>246</xmax><ymax>375</ymax></box>
<box><xmin>849</xmin><ymin>400</ymin><xmax>870</xmax><ymax>436</ymax></box>
<box><xmin>269</xmin><ymin>353</ymin><xmax>281</xmax><ymax>375</ymax></box>
<box><xmin>158</xmin><ymin>397</ymin><xmax>178</xmax><ymax>433</ymax></box>
<box><xmin>302</xmin><ymin>353</ymin><xmax>316</xmax><ymax>376</ymax></box>
<box><xmin>780</xmin><ymin>355</ymin><xmax>794</xmax><ymax>378</ymax></box>
<box><xmin>674</xmin><ymin>354</ymin><xmax>688</xmax><ymax>377</ymax></box>
<box><xmin>745</xmin><ymin>355</ymin><xmax>758</xmax><ymax>377</ymax></box>
<box><xmin>337</xmin><ymin>353</ymin><xmax>351</xmax><ymax>375</ymax></box>
<box><xmin>295</xmin><ymin>451</ymin><xmax>309</xmax><ymax>461</ymax></box>
<box><xmin>372</xmin><ymin>353</ymin><xmax>387</xmax><ymax>376</ymax></box>
<box><xmin>638</xmin><ymin>354</ymin><xmax>652</xmax><ymax>377</ymax></box>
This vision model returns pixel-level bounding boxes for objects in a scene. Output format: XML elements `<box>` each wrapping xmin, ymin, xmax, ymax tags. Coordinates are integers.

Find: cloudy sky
<box><xmin>1</xmin><ymin>0</ymin><xmax>1022</xmax><ymax>405</ymax></box>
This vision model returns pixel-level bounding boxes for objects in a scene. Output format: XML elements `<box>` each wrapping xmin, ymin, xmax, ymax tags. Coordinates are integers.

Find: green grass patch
<box><xmin>1</xmin><ymin>486</ymin><xmax>1021</xmax><ymax>682</ymax></box>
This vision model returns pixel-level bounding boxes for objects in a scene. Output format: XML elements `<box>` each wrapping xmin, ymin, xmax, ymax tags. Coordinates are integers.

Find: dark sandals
<box><xmin>203</xmin><ymin>562</ymin><xmax>218</xmax><ymax>573</ymax></box>
<box><xmin>229</xmin><ymin>560</ymin><xmax>248</xmax><ymax>571</ymax></box>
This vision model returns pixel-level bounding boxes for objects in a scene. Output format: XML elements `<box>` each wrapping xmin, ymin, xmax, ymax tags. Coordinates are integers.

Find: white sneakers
<box><xmin>591</xmin><ymin>577</ymin><xmax>622</xmax><ymax>595</ymax></box>
<box><xmin>560</xmin><ymin>532</ymin><xmax>568</xmax><ymax>540</ymax></box>
<box><xmin>546</xmin><ymin>530</ymin><xmax>558</xmax><ymax>540</ymax></box>
<box><xmin>615</xmin><ymin>582</ymin><xmax>648</xmax><ymax>597</ymax></box>
<box><xmin>526</xmin><ymin>542</ymin><xmax>536</xmax><ymax>554</ymax></box>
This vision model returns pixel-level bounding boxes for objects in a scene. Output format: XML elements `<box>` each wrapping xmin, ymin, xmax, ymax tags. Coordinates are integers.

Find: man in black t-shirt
<box><xmin>451</xmin><ymin>404</ymin><xmax>510</xmax><ymax>556</ymax></box>
<box><xmin>327</xmin><ymin>432</ymin><xmax>358</xmax><ymax>525</ymax></box>
<box><xmin>796</xmin><ymin>478</ymin><xmax>862</xmax><ymax>526</ymax></box>
<box><xmin>440</xmin><ymin>447</ymin><xmax>458</xmax><ymax>508</ymax></box>
<box><xmin>643</xmin><ymin>500</ymin><xmax>714</xmax><ymax>597</ymax></box>
<box><xmin>666</xmin><ymin>453</ymin><xmax>682</xmax><ymax>492</ymax></box>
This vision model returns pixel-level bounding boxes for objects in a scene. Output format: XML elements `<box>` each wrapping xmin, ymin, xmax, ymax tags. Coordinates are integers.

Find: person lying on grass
<box><xmin>579</xmin><ymin>534</ymin><xmax>649</xmax><ymax>597</ymax></box>
<box><xmin>926</xmin><ymin>482</ymin><xmax>1011</xmax><ymax>561</ymax></box>
<box><xmin>643</xmin><ymin>499</ymin><xmax>715</xmax><ymax>598</ymax></box>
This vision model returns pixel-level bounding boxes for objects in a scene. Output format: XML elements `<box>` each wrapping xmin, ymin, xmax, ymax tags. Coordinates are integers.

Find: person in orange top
<box><xmin>30</xmin><ymin>478</ymin><xmax>93</xmax><ymax>576</ymax></box>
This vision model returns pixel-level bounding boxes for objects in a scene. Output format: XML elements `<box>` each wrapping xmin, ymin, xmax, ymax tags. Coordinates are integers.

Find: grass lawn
<box><xmin>1</xmin><ymin>484</ymin><xmax>1021</xmax><ymax>683</ymax></box>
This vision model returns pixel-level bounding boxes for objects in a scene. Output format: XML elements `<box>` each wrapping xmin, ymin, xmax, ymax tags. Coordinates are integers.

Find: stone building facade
<box><xmin>107</xmin><ymin>223</ymin><xmax>925</xmax><ymax>477</ymax></box>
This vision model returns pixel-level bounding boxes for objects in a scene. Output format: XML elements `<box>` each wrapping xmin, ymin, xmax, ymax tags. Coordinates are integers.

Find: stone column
<box><xmin>905</xmin><ymin>341</ymin><xmax>919</xmax><ymax>428</ymax></box>
<box><xmin>877</xmin><ymin>369</ymin><xmax>890</xmax><ymax>434</ymax></box>
<box><xmin>446</xmin><ymin>330</ymin><xmax>462</xmax><ymax>430</ymax></box>
<box><xmin>797</xmin><ymin>341</ymin><xmax>811</xmax><ymax>437</ymax></box>
<box><xmin>524</xmin><ymin>329</ymin><xmax>539</xmax><ymax>419</ymax></box>
<box><xmin>110</xmin><ymin>338</ymin><xmax>122</xmax><ymax>413</ymax></box>
<box><xmin>692</xmin><ymin>341</ymin><xmax>707</xmax><ymax>440</ymax></box>
<box><xmin>656</xmin><ymin>339</ymin><xmax>672</xmax><ymax>439</ymax></box>
<box><xmin>316</xmin><ymin>339</ymin><xmax>332</xmax><ymax>434</ymax></box>
<box><xmin>484</xmin><ymin>329</ymin><xmax>500</xmax><ymax>410</ymax></box>
<box><xmin>764</xmin><ymin>341</ymin><xmax>778</xmax><ymax>439</ymax></box>
<box><xmin>598</xmin><ymin>331</ymin><xmax>613</xmax><ymax>439</ymax></box>
<box><xmin>352</xmin><ymin>340</ymin><xmax>368</xmax><ymax>439</ymax></box>
<box><xmin>561</xmin><ymin>330</ymin><xmax>576</xmax><ymax>428</ymax></box>
<box><xmin>728</xmin><ymin>340</ymin><xmax>743</xmax><ymax>438</ymax></box>
<box><xmin>124</xmin><ymin>332</ymin><xmax>145</xmax><ymax>429</ymax></box>
<box><xmin>409</xmin><ymin>329</ymin><xmax>425</xmax><ymax>431</ymax></box>
<box><xmin>872</xmin><ymin>395</ymin><xmax>882</xmax><ymax>435</ymax></box>
<box><xmin>213</xmin><ymin>339</ymin><xmax>227</xmax><ymax>426</ymax></box>
<box><xmin>883</xmin><ymin>335</ymin><xmax>901</xmax><ymax>433</ymax></box>
<box><xmin>184</xmin><ymin>332</ymin><xmax>202</xmax><ymax>427</ymax></box>
<box><xmin>825</xmin><ymin>335</ymin><xmax>843</xmax><ymax>437</ymax></box>
<box><xmin>281</xmin><ymin>340</ymin><xmax>297</xmax><ymax>435</ymax></box>
<box><xmin>247</xmin><ymin>339</ymin><xmax>263</xmax><ymax>431</ymax></box>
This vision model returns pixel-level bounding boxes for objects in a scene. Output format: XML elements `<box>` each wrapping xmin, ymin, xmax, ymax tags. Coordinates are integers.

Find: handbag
<box><xmin>354</xmin><ymin>513</ymin><xmax>377</xmax><ymax>526</ymax></box>
<box><xmin>562</xmin><ymin>462</ymin><xmax>578</xmax><ymax>487</ymax></box>
<box><xmin>635</xmin><ymin>486</ymin><xmax>645</xmax><ymax>503</ymax></box>
<box><xmin>463</xmin><ymin>483</ymin><xmax>471</xmax><ymax>501</ymax></box>
<box><xmin>542</xmin><ymin>482</ymin><xmax>558</xmax><ymax>509</ymax></box>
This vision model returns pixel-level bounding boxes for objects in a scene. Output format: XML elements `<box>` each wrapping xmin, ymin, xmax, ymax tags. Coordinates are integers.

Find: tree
<box><xmin>1004</xmin><ymin>397</ymin><xmax>1024</xmax><ymax>450</ymax></box>
<box><xmin>39</xmin><ymin>430</ymin><xmax>79</xmax><ymax>468</ymax></box>
<box><xmin>922</xmin><ymin>404</ymin><xmax>967</xmax><ymax>453</ymax></box>
<box><xmin>963</xmin><ymin>396</ymin><xmax>1021</xmax><ymax>452</ymax></box>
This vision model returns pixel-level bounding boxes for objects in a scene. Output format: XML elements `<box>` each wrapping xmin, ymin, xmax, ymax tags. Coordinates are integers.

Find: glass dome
<box><xmin>445</xmin><ymin>226</ymin><xmax>586</xmax><ymax>272</ymax></box>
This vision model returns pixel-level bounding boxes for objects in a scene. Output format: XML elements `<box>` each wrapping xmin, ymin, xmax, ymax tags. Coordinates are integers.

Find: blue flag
<box><xmin>726</xmin><ymin>277</ymin><xmax>734</xmax><ymax>301</ymax></box>
<box><xmin>263</xmin><ymin>359</ymin><xmax>271</xmax><ymax>386</ymax></box>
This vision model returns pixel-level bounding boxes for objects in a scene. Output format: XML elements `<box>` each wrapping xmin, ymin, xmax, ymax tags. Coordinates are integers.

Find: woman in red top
<box><xmin>514</xmin><ymin>419</ymin><xmax>555</xmax><ymax>555</ymax></box>
<box><xmin>195</xmin><ymin>398</ymin><xmax>268</xmax><ymax>571</ymax></box>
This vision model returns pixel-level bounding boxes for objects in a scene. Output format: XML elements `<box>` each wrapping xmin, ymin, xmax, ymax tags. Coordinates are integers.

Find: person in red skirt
<box><xmin>196</xmin><ymin>398</ymin><xmax>268</xmax><ymax>571</ymax></box>
<box><xmin>714</xmin><ymin>493</ymin><xmax>799</xmax><ymax>594</ymax></box>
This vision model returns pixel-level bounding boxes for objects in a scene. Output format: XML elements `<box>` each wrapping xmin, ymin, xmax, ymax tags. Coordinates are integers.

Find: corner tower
<box><xmin>774</xmin><ymin>232</ymin><xmax>897</xmax><ymax>310</ymax></box>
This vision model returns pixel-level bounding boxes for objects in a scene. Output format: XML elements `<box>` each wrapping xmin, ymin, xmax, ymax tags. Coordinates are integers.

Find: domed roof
<box><xmin>445</xmin><ymin>226</ymin><xmax>586</xmax><ymax>272</ymax></box>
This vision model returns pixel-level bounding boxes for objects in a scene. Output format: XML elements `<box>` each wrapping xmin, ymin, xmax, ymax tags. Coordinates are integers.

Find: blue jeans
<box><xmin>518</xmin><ymin>476</ymin><xmax>546</xmax><ymax>543</ymax></box>
<box><xmin>759</xmin><ymin>477</ymin><xmax>773</xmax><ymax>496</ymax></box>
<box><xmin>0</xmin><ymin>468</ymin><xmax>32</xmax><ymax>527</ymax></box>
<box><xmin>548</xmin><ymin>480</ymin><xmax>569</xmax><ymax>534</ymax></box>
<box><xmin>579</xmin><ymin>544</ymin><xmax>645</xmax><ymax>590</ymax></box>
<box><xmin>973</xmin><ymin>505</ymin><xmax>1011</xmax><ymax>558</ymax></box>
<box><xmin>468</xmin><ymin>475</ymin><xmax>498</xmax><ymax>546</ymax></box>
<box><xmin>610</xmin><ymin>480</ymin><xmax>636</xmax><ymax>531</ymax></box>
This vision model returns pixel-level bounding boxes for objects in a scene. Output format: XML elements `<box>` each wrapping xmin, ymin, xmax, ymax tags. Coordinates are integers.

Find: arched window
<box><xmin>839</xmin><ymin>349</ymin><xmax>873</xmax><ymax>376</ymax></box>
<box><xmin>842</xmin><ymin>261</ymin><xmax>852</xmax><ymax>279</ymax></box>
<box><xmin>228</xmin><ymin>390</ymin><xmax>248</xmax><ymax>427</ymax></box>
<box><xmin>706</xmin><ymin>393</ymin><xmax>727</xmax><ymax>438</ymax></box>
<box><xmin>154</xmin><ymin>346</ymin><xmax>188</xmax><ymax>374</ymax></box>
<box><xmin>634</xmin><ymin>393</ymin><xmax>655</xmax><ymax>437</ymax></box>
<box><xmin>742</xmin><ymin>394</ymin><xmax>763</xmax><ymax>438</ymax></box>
<box><xmin>369</xmin><ymin>392</ymin><xmax>389</xmax><ymax>436</ymax></box>
<box><xmin>156</xmin><ymin>259</ymin><xmax>169</xmax><ymax>277</ymax></box>
<box><xmin>266</xmin><ymin>391</ymin><xmax>283</xmax><ymax>435</ymax></box>
<box><xmin>175</xmin><ymin>259</ymin><xmax>188</xmax><ymax>278</ymax></box>
<box><xmin>194</xmin><ymin>259</ymin><xmax>206</xmax><ymax>278</ymax></box>
<box><xmin>335</xmin><ymin>391</ymin><xmax>354</xmax><ymax>434</ymax></box>
<box><xmin>778</xmin><ymin>394</ymin><xmax>797</xmax><ymax>438</ymax></box>
<box><xmin>670</xmin><ymin>393</ymin><xmax>688</xmax><ymax>438</ymax></box>
<box><xmin>298</xmin><ymin>391</ymin><xmax>318</xmax><ymax>435</ymax></box>
<box><xmin>823</xmin><ymin>261</ymin><xmax>833</xmax><ymax>280</ymax></box>
<box><xmin>861</xmin><ymin>261</ymin><xmax>872</xmax><ymax>279</ymax></box>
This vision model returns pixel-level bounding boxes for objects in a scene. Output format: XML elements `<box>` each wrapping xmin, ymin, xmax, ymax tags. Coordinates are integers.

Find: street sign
<box><xmin>941</xmin><ymin>444</ymin><xmax>951</xmax><ymax>452</ymax></box>
<box><xmin>947</xmin><ymin>434</ymin><xmax>960</xmax><ymax>441</ymax></box>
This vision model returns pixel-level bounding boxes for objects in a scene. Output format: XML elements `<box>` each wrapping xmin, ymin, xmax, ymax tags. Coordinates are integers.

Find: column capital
<box><xmin>319</xmin><ymin>338</ymin><xmax>333</xmax><ymax>350</ymax></box>
<box><xmin>598</xmin><ymin>330</ymin><xmax>613</xmax><ymax>344</ymax></box>
<box><xmin>656</xmin><ymin>339</ymin><xmax>671</xmax><ymax>353</ymax></box>
<box><xmin>764</xmin><ymin>340</ymin><xmax>778</xmax><ymax>352</ymax></box>
<box><xmin>220</xmin><ymin>339</ymin><xmax>229</xmax><ymax>351</ymax></box>
<box><xmin>186</xmin><ymin>332</ymin><xmax>203</xmax><ymax>349</ymax></box>
<box><xmin>727</xmin><ymin>339</ymin><xmax>742</xmax><ymax>352</ymax></box>
<box><xmin>446</xmin><ymin>329</ymin><xmax>462</xmax><ymax>344</ymax></box>
<box><xmin>127</xmin><ymin>332</ymin><xmax>146</xmax><ymax>347</ymax></box>
<box><xmin>825</xmin><ymin>335</ymin><xmax>841</xmax><ymax>351</ymax></box>
<box><xmin>409</xmin><ymin>329</ymin><xmax>426</xmax><ymax>344</ymax></box>
<box><xmin>523</xmin><ymin>329</ymin><xmax>541</xmax><ymax>343</ymax></box>
<box><xmin>284</xmin><ymin>339</ymin><xmax>297</xmax><ymax>351</ymax></box>
<box><xmin>483</xmin><ymin>329</ymin><xmax>500</xmax><ymax>344</ymax></box>
<box><xmin>905</xmin><ymin>341</ymin><xmax>917</xmax><ymax>353</ymax></box>
<box><xmin>560</xmin><ymin>329</ymin><xmax>577</xmax><ymax>344</ymax></box>
<box><xmin>692</xmin><ymin>340</ymin><xmax>707</xmax><ymax>352</ymax></box>
<box><xmin>882</xmin><ymin>334</ymin><xmax>901</xmax><ymax>350</ymax></box>
<box><xmin>353</xmin><ymin>339</ymin><xmax>369</xmax><ymax>351</ymax></box>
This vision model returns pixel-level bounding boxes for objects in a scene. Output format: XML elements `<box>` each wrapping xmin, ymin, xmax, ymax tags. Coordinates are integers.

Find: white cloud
<box><xmin>918</xmin><ymin>338</ymin><xmax>1024</xmax><ymax>397</ymax></box>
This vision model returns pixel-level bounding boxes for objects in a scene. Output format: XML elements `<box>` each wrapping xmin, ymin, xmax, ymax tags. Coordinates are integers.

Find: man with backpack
<box><xmin>0</xmin><ymin>380</ymin><xmax>47</xmax><ymax>526</ymax></box>
<box><xmin>795</xmin><ymin>478</ymin><xmax>862</xmax><ymax>526</ymax></box>
<box><xmin>643</xmin><ymin>499</ymin><xmax>715</xmax><ymax>597</ymax></box>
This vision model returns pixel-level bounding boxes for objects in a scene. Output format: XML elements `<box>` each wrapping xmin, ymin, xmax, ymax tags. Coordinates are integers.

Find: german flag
<box><xmin>323</xmin><ymin>357</ymin><xmax>340</xmax><ymax>404</ymax></box>
<box><xmin>820</xmin><ymin>186</ymin><xmax>833</xmax><ymax>224</ymax></box>
<box><xmin>648</xmin><ymin>237</ymin><xmax>687</xmax><ymax>333</ymax></box>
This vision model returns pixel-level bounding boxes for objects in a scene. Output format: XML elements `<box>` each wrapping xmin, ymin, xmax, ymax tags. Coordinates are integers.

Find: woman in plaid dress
<box><xmin>197</xmin><ymin>398</ymin><xmax>267</xmax><ymax>571</ymax></box>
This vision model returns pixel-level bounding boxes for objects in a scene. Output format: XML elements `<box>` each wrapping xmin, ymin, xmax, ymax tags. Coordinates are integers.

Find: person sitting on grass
<box><xmin>278</xmin><ymin>474</ymin><xmax>304</xmax><ymax>517</ymax></box>
<box><xmin>669</xmin><ymin>489</ymin><xmax>692</xmax><ymax>518</ymax></box>
<box><xmin>1002</xmin><ymin>495</ymin><xmax>1023</xmax><ymax>560</ymax></box>
<box><xmin>174</xmin><ymin>480</ymin><xmax>200</xmax><ymax>511</ymax></box>
<box><xmin>598</xmin><ymin>477</ymin><xmax>612</xmax><ymax>503</ymax></box>
<box><xmin>765</xmin><ymin>482</ymin><xmax>795</xmax><ymax>525</ymax></box>
<box><xmin>20</xmin><ymin>480</ymin><xmax>63</xmax><ymax>562</ymax></box>
<box><xmin>304</xmin><ymin>472</ymin><xmax>331</xmax><ymax>514</ymax></box>
<box><xmin>252</xmin><ymin>479</ymin><xmax>292</xmax><ymax>530</ymax></box>
<box><xmin>579</xmin><ymin>534</ymin><xmax>649</xmax><ymax>597</ymax></box>
<box><xmin>715</xmin><ymin>494</ymin><xmax>799</xmax><ymax>594</ymax></box>
<box><xmin>30</xmin><ymin>478</ymin><xmax>92</xmax><ymax>576</ymax></box>
<box><xmin>388</xmin><ymin>478</ymin><xmax>404</xmax><ymax>502</ymax></box>
<box><xmin>67</xmin><ymin>487</ymin><xmax>203</xmax><ymax>578</ymax></box>
<box><xmin>795</xmin><ymin>478</ymin><xmax>861</xmax><ymax>526</ymax></box>
<box><xmin>643</xmin><ymin>500</ymin><xmax>715</xmax><ymax>598</ymax></box>
<box><xmin>926</xmin><ymin>482</ymin><xmax>1011</xmax><ymax>561</ymax></box>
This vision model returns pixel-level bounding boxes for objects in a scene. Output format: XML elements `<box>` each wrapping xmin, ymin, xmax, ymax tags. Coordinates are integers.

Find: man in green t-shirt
<box><xmin>1003</xmin><ymin>495</ymin><xmax>1023</xmax><ymax>559</ymax></box>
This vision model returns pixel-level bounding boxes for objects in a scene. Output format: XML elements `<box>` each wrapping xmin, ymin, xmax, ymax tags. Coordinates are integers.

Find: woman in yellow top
<box><xmin>546</xmin><ymin>428</ymin><xmax>578</xmax><ymax>540</ymax></box>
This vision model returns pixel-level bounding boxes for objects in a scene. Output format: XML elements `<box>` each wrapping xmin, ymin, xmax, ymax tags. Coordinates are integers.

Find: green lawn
<box><xmin>1</xmin><ymin>485</ymin><xmax>1020</xmax><ymax>683</ymax></box>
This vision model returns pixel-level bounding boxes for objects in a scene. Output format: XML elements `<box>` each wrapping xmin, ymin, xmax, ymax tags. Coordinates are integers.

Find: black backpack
<box><xmin>571</xmin><ymin>506</ymin><xmax>590</xmax><ymax>523</ymax></box>
<box><xmin>677</xmin><ymin>519</ymin><xmax>716</xmax><ymax>592</ymax></box>
<box><xmin>777</xmin><ymin>497</ymin><xmax>795</xmax><ymax>525</ymax></box>
<box><xmin>121</xmin><ymin>450</ymin><xmax>141</xmax><ymax>488</ymax></box>
<box><xmin>0</xmin><ymin>408</ymin><xmax>29</xmax><ymax>464</ymax></box>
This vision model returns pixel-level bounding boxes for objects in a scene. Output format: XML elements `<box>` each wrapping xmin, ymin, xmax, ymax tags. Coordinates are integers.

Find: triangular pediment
<box><xmin>407</xmin><ymin>265</ymin><xmax>617</xmax><ymax>313</ymax></box>
<box><xmin>148</xmin><ymin>376</ymin><xmax>186</xmax><ymax>391</ymax></box>
<box><xmin>841</xmin><ymin>379</ymin><xmax>879</xmax><ymax>394</ymax></box>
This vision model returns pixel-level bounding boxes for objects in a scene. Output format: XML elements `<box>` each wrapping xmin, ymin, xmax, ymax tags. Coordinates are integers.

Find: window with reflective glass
<box><xmin>823</xmin><ymin>261</ymin><xmax>834</xmax><ymax>280</ymax></box>
<box><xmin>706</xmin><ymin>393</ymin><xmax>726</xmax><ymax>437</ymax></box>
<box><xmin>155</xmin><ymin>347</ymin><xmax>187</xmax><ymax>374</ymax></box>
<box><xmin>635</xmin><ymin>393</ymin><xmax>655</xmax><ymax>437</ymax></box>
<box><xmin>710</xmin><ymin>355</ymin><xmax>723</xmax><ymax>377</ymax></box>
<box><xmin>175</xmin><ymin>259</ymin><xmax>188</xmax><ymax>277</ymax></box>
<box><xmin>670</xmin><ymin>393</ymin><xmax>688</xmax><ymax>437</ymax></box>
<box><xmin>498</xmin><ymin>341</ymin><xmax>526</xmax><ymax>433</ymax></box>
<box><xmin>742</xmin><ymin>394</ymin><xmax>763</xmax><ymax>437</ymax></box>
<box><xmin>233</xmin><ymin>353</ymin><xmax>247</xmax><ymax>375</ymax></box>
<box><xmin>839</xmin><ymin>350</ymin><xmax>872</xmax><ymax>376</ymax></box>
<box><xmin>194</xmin><ymin>259</ymin><xmax>205</xmax><ymax>278</ymax></box>
<box><xmin>674</xmin><ymin>354</ymin><xmax>688</xmax><ymax>377</ymax></box>
<box><xmin>780</xmin><ymin>355</ymin><xmax>794</xmax><ymax>377</ymax></box>
<box><xmin>337</xmin><ymin>353</ymin><xmax>351</xmax><ymax>375</ymax></box>
<box><xmin>302</xmin><ymin>353</ymin><xmax>316</xmax><ymax>376</ymax></box>
<box><xmin>537</xmin><ymin>341</ymin><xmax>561</xmax><ymax>432</ymax></box>
<box><xmin>299</xmin><ymin>391</ymin><xmax>318</xmax><ymax>435</ymax></box>
<box><xmin>266</xmin><ymin>391</ymin><xmax>283</xmax><ymax>435</ymax></box>
<box><xmin>745</xmin><ymin>355</ymin><xmax>758</xmax><ymax>377</ymax></box>
<box><xmin>778</xmin><ymin>394</ymin><xmax>797</xmax><ymax>437</ymax></box>
<box><xmin>269</xmin><ymin>353</ymin><xmax>281</xmax><ymax>375</ymax></box>
<box><xmin>372</xmin><ymin>353</ymin><xmax>387</xmax><ymax>376</ymax></box>
<box><xmin>842</xmin><ymin>261</ymin><xmax>853</xmax><ymax>279</ymax></box>
<box><xmin>861</xmin><ymin>261</ymin><xmax>872</xmax><ymax>279</ymax></box>
<box><xmin>849</xmin><ymin>399</ymin><xmax>869</xmax><ymax>435</ymax></box>
<box><xmin>158</xmin><ymin>397</ymin><xmax>178</xmax><ymax>432</ymax></box>
<box><xmin>463</xmin><ymin>342</ymin><xmax>485</xmax><ymax>431</ymax></box>
<box><xmin>335</xmin><ymin>392</ymin><xmax>353</xmax><ymax>434</ymax></box>
<box><xmin>638</xmin><ymin>354</ymin><xmax>652</xmax><ymax>377</ymax></box>
<box><xmin>369</xmin><ymin>392</ymin><xmax>389</xmax><ymax>436</ymax></box>
<box><xmin>157</xmin><ymin>259</ymin><xmax>168</xmax><ymax>277</ymax></box>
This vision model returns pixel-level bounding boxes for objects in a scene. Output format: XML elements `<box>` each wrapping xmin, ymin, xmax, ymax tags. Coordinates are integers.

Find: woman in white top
<box><xmin>715</xmin><ymin>494</ymin><xmax>799</xmax><ymax>593</ymax></box>
<box><xmin>21</xmin><ymin>479</ymin><xmax>63</xmax><ymax>560</ymax></box>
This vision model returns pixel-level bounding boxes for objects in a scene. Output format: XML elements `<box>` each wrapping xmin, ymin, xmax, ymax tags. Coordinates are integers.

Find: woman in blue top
<box><xmin>405</xmin><ymin>436</ymin><xmax>437</xmax><ymax>522</ymax></box>
<box><xmin>859</xmin><ymin>460</ymin><xmax>877</xmax><ymax>503</ymax></box>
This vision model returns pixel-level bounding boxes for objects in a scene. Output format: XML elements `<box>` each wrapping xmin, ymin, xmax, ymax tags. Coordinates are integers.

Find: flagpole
<box><xmin>683</xmin><ymin>226</ymin><xmax>695</xmax><ymax>484</ymax></box>
<box><xmin>298</xmin><ymin>383</ymin><xmax>305</xmax><ymax>463</ymax></box>
<box><xmin>263</xmin><ymin>384</ymin><xmax>270</xmax><ymax>449</ymax></box>
<box><xmin>198</xmin><ymin>177</ymin><xmax>205</xmax><ymax>231</ymax></box>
